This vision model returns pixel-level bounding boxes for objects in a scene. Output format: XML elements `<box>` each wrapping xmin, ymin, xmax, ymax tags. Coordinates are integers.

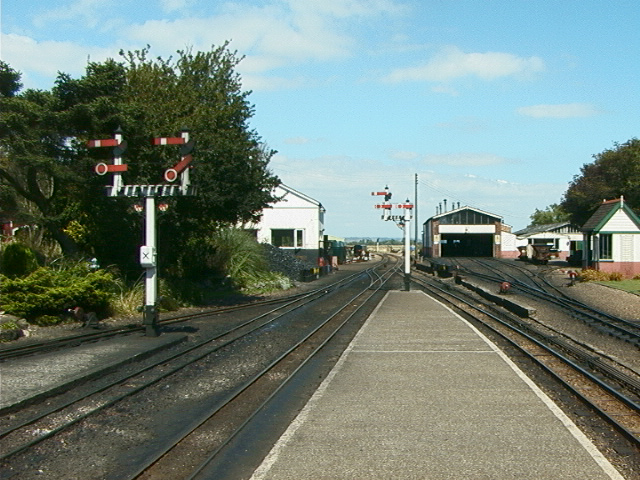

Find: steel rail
<box><xmin>0</xmin><ymin>261</ymin><xmax>391</xmax><ymax>464</ymax></box>
<box><xmin>0</xmin><ymin>268</ymin><xmax>372</xmax><ymax>361</ymax></box>
<box><xmin>452</xmin><ymin>259</ymin><xmax>640</xmax><ymax>345</ymax></box>
<box><xmin>412</xmin><ymin>274</ymin><xmax>640</xmax><ymax>446</ymax></box>
<box><xmin>126</xmin><ymin>259</ymin><xmax>401</xmax><ymax>479</ymax></box>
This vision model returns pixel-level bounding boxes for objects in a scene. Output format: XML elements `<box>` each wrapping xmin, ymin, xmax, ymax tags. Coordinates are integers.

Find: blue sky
<box><xmin>2</xmin><ymin>0</ymin><xmax>640</xmax><ymax>238</ymax></box>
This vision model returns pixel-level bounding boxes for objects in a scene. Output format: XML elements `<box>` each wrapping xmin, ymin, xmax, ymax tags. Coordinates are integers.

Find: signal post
<box><xmin>89</xmin><ymin>128</ymin><xmax>195</xmax><ymax>336</ymax></box>
<box><xmin>372</xmin><ymin>186</ymin><xmax>414</xmax><ymax>291</ymax></box>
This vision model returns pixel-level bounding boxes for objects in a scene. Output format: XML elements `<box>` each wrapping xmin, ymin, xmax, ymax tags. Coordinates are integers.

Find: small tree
<box><xmin>528</xmin><ymin>203</ymin><xmax>569</xmax><ymax>227</ymax></box>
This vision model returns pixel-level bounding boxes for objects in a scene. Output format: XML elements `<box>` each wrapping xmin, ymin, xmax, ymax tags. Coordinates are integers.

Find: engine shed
<box><xmin>422</xmin><ymin>205</ymin><xmax>513</xmax><ymax>258</ymax></box>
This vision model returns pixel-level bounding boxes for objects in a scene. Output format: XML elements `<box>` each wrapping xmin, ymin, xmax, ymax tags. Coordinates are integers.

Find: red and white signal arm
<box><xmin>374</xmin><ymin>204</ymin><xmax>392</xmax><ymax>209</ymax></box>
<box><xmin>95</xmin><ymin>163</ymin><xmax>128</xmax><ymax>175</ymax></box>
<box><xmin>397</xmin><ymin>203</ymin><xmax>414</xmax><ymax>209</ymax></box>
<box><xmin>164</xmin><ymin>154</ymin><xmax>192</xmax><ymax>182</ymax></box>
<box><xmin>153</xmin><ymin>137</ymin><xmax>185</xmax><ymax>146</ymax></box>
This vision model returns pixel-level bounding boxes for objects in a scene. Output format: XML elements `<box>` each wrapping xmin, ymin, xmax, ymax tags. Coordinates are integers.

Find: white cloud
<box><xmin>33</xmin><ymin>0</ymin><xmax>111</xmax><ymax>29</ymax></box>
<box><xmin>124</xmin><ymin>0</ymin><xmax>402</xmax><ymax>65</ymax></box>
<box><xmin>517</xmin><ymin>103</ymin><xmax>600</xmax><ymax>118</ymax></box>
<box><xmin>291</xmin><ymin>0</ymin><xmax>406</xmax><ymax>18</ymax></box>
<box><xmin>422</xmin><ymin>153</ymin><xmax>510</xmax><ymax>167</ymax></box>
<box><xmin>385</xmin><ymin>46</ymin><xmax>545</xmax><ymax>83</ymax></box>
<box><xmin>1</xmin><ymin>33</ymin><xmax>116</xmax><ymax>86</ymax></box>
<box><xmin>284</xmin><ymin>137</ymin><xmax>311</xmax><ymax>145</ymax></box>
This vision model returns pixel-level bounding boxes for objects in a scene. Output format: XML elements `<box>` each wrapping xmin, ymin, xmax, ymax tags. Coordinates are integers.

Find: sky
<box><xmin>2</xmin><ymin>0</ymin><xmax>640</xmax><ymax>239</ymax></box>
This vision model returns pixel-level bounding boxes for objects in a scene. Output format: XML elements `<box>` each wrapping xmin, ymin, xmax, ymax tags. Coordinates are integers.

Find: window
<box><xmin>599</xmin><ymin>234</ymin><xmax>612</xmax><ymax>260</ymax></box>
<box><xmin>271</xmin><ymin>229</ymin><xmax>304</xmax><ymax>248</ymax></box>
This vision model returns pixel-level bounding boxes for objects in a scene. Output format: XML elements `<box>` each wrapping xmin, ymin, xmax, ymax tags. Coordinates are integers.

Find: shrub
<box><xmin>607</xmin><ymin>271</ymin><xmax>623</xmax><ymax>281</ymax></box>
<box><xmin>579</xmin><ymin>269</ymin><xmax>623</xmax><ymax>282</ymax></box>
<box><xmin>0</xmin><ymin>242</ymin><xmax>39</xmax><ymax>278</ymax></box>
<box><xmin>110</xmin><ymin>278</ymin><xmax>144</xmax><ymax>316</ymax></box>
<box><xmin>0</xmin><ymin>263</ymin><xmax>116</xmax><ymax>323</ymax></box>
<box><xmin>209</xmin><ymin>227</ymin><xmax>293</xmax><ymax>294</ymax></box>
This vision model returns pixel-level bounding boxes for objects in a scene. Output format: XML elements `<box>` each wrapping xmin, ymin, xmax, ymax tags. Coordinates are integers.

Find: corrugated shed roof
<box><xmin>431</xmin><ymin>205</ymin><xmax>502</xmax><ymax>221</ymax></box>
<box><xmin>513</xmin><ymin>222</ymin><xmax>578</xmax><ymax>236</ymax></box>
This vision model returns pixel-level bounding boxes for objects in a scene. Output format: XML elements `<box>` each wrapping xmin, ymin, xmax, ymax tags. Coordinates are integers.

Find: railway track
<box><xmin>411</xmin><ymin>270</ymin><xmax>640</xmax><ymax>453</ymax></box>
<box><xmin>0</xmin><ymin>269</ymin><xmax>376</xmax><ymax>362</ymax></box>
<box><xmin>134</xmin><ymin>258</ymin><xmax>400</xmax><ymax>480</ymax></box>
<box><xmin>0</xmin><ymin>256</ymin><xmax>402</xmax><ymax>479</ymax></box>
<box><xmin>450</xmin><ymin>257</ymin><xmax>640</xmax><ymax>347</ymax></box>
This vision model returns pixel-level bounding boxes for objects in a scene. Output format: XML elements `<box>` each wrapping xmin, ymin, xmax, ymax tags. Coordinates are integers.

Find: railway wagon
<box><xmin>518</xmin><ymin>244</ymin><xmax>551</xmax><ymax>264</ymax></box>
<box><xmin>352</xmin><ymin>244</ymin><xmax>368</xmax><ymax>261</ymax></box>
<box><xmin>322</xmin><ymin>236</ymin><xmax>347</xmax><ymax>265</ymax></box>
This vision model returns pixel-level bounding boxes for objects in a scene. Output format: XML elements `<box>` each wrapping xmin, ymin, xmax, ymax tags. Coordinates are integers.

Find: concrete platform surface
<box><xmin>0</xmin><ymin>332</ymin><xmax>185</xmax><ymax>411</ymax></box>
<box><xmin>251</xmin><ymin>291</ymin><xmax>624</xmax><ymax>480</ymax></box>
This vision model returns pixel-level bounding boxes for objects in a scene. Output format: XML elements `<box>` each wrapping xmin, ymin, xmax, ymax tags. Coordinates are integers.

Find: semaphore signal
<box><xmin>88</xmin><ymin>127</ymin><xmax>196</xmax><ymax>337</ymax></box>
<box><xmin>371</xmin><ymin>185</ymin><xmax>413</xmax><ymax>290</ymax></box>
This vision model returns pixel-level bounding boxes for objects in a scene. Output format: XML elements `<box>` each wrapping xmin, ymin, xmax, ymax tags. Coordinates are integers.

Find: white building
<box><xmin>513</xmin><ymin>222</ymin><xmax>583</xmax><ymax>263</ymax></box>
<box><xmin>246</xmin><ymin>184</ymin><xmax>325</xmax><ymax>264</ymax></box>
<box><xmin>582</xmin><ymin>197</ymin><xmax>640</xmax><ymax>277</ymax></box>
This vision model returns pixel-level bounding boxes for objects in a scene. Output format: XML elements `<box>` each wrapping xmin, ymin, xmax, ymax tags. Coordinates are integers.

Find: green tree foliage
<box><xmin>528</xmin><ymin>203</ymin><xmax>569</xmax><ymax>227</ymax></box>
<box><xmin>0</xmin><ymin>242</ymin><xmax>39</xmax><ymax>277</ymax></box>
<box><xmin>0</xmin><ymin>61</ymin><xmax>22</xmax><ymax>97</ymax></box>
<box><xmin>1</xmin><ymin>45</ymin><xmax>280</xmax><ymax>279</ymax></box>
<box><xmin>114</xmin><ymin>45</ymin><xmax>281</xmax><ymax>277</ymax></box>
<box><xmin>562</xmin><ymin>139</ymin><xmax>640</xmax><ymax>226</ymax></box>
<box><xmin>0</xmin><ymin>62</ymin><xmax>94</xmax><ymax>256</ymax></box>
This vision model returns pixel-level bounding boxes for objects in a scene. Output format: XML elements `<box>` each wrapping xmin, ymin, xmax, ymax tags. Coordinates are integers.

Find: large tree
<box><xmin>1</xmin><ymin>45</ymin><xmax>280</xmax><ymax>277</ymax></box>
<box><xmin>561</xmin><ymin>138</ymin><xmax>640</xmax><ymax>226</ymax></box>
<box><xmin>0</xmin><ymin>62</ymin><xmax>86</xmax><ymax>255</ymax></box>
<box><xmin>113</xmin><ymin>45</ymin><xmax>280</xmax><ymax>276</ymax></box>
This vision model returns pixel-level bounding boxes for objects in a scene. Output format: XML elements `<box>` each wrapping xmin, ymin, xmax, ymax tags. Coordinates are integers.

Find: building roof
<box><xmin>513</xmin><ymin>222</ymin><xmax>580</xmax><ymax>237</ymax></box>
<box><xmin>424</xmin><ymin>205</ymin><xmax>503</xmax><ymax>225</ymax></box>
<box><xmin>273</xmin><ymin>184</ymin><xmax>324</xmax><ymax>211</ymax></box>
<box><xmin>581</xmin><ymin>197</ymin><xmax>640</xmax><ymax>232</ymax></box>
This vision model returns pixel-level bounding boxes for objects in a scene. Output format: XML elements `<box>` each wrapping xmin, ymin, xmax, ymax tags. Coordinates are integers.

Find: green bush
<box><xmin>0</xmin><ymin>263</ymin><xmax>116</xmax><ymax>323</ymax></box>
<box><xmin>209</xmin><ymin>227</ymin><xmax>292</xmax><ymax>294</ymax></box>
<box><xmin>0</xmin><ymin>242</ymin><xmax>39</xmax><ymax>278</ymax></box>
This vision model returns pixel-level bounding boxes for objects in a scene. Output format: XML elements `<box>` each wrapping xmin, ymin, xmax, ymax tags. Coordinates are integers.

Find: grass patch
<box><xmin>594</xmin><ymin>279</ymin><xmax>640</xmax><ymax>295</ymax></box>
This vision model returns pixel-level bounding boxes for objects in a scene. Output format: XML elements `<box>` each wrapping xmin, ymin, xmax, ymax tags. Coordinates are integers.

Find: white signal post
<box><xmin>90</xmin><ymin>128</ymin><xmax>195</xmax><ymax>336</ymax></box>
<box><xmin>396</xmin><ymin>201</ymin><xmax>413</xmax><ymax>291</ymax></box>
<box><xmin>372</xmin><ymin>187</ymin><xmax>413</xmax><ymax>290</ymax></box>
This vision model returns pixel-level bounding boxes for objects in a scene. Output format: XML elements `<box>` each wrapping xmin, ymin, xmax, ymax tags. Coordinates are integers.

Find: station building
<box><xmin>513</xmin><ymin>222</ymin><xmax>583</xmax><ymax>263</ymax></box>
<box><xmin>582</xmin><ymin>196</ymin><xmax>640</xmax><ymax>278</ymax></box>
<box><xmin>244</xmin><ymin>184</ymin><xmax>325</xmax><ymax>264</ymax></box>
<box><xmin>422</xmin><ymin>205</ymin><xmax>518</xmax><ymax>258</ymax></box>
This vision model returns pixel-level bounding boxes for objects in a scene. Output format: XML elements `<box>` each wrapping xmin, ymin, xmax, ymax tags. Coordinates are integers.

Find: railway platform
<box><xmin>250</xmin><ymin>290</ymin><xmax>624</xmax><ymax>480</ymax></box>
